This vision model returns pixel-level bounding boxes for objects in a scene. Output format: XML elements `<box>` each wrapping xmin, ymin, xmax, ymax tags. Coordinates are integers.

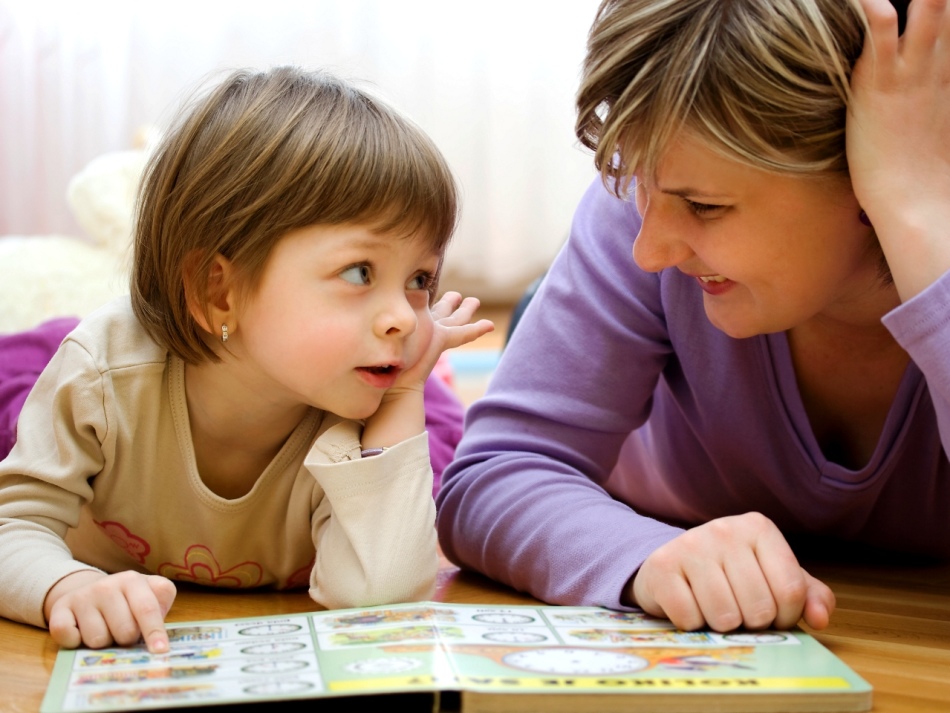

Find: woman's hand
<box><xmin>631</xmin><ymin>512</ymin><xmax>835</xmax><ymax>631</ymax></box>
<box><xmin>848</xmin><ymin>0</ymin><xmax>950</xmax><ymax>301</ymax></box>
<box><xmin>44</xmin><ymin>570</ymin><xmax>177</xmax><ymax>652</ymax></box>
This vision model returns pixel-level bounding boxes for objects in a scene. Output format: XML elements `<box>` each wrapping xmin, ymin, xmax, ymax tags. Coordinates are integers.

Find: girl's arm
<box><xmin>0</xmin><ymin>339</ymin><xmax>175</xmax><ymax>652</ymax></box>
<box><xmin>304</xmin><ymin>420</ymin><xmax>438</xmax><ymax>608</ymax></box>
<box><xmin>303</xmin><ymin>293</ymin><xmax>491</xmax><ymax>608</ymax></box>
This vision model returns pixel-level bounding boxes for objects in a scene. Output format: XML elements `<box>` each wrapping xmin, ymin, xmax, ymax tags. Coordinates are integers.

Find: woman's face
<box><xmin>631</xmin><ymin>131</ymin><xmax>889</xmax><ymax>338</ymax></box>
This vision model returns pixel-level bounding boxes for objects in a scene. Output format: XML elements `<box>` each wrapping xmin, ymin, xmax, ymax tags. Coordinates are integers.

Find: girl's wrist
<box><xmin>360</xmin><ymin>389</ymin><xmax>425</xmax><ymax>452</ymax></box>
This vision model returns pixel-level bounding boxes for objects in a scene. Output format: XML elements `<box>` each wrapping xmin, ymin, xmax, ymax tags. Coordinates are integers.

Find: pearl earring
<box><xmin>221</xmin><ymin>324</ymin><xmax>229</xmax><ymax>343</ymax></box>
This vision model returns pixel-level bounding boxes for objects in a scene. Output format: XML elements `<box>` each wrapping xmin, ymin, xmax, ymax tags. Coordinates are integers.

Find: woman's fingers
<box><xmin>632</xmin><ymin>513</ymin><xmax>831</xmax><ymax>632</ymax></box>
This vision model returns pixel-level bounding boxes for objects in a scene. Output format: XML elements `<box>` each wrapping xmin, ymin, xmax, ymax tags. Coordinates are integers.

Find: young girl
<box><xmin>438</xmin><ymin>0</ymin><xmax>949</xmax><ymax>632</ymax></box>
<box><xmin>0</xmin><ymin>66</ymin><xmax>493</xmax><ymax>653</ymax></box>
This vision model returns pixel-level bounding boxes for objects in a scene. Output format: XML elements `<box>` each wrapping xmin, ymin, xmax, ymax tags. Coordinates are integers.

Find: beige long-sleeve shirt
<box><xmin>0</xmin><ymin>298</ymin><xmax>438</xmax><ymax>629</ymax></box>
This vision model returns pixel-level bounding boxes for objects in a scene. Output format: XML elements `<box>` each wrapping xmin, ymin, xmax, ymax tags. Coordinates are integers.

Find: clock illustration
<box><xmin>241</xmin><ymin>641</ymin><xmax>308</xmax><ymax>656</ymax></box>
<box><xmin>241</xmin><ymin>659</ymin><xmax>310</xmax><ymax>674</ymax></box>
<box><xmin>344</xmin><ymin>656</ymin><xmax>424</xmax><ymax>675</ymax></box>
<box><xmin>238</xmin><ymin>623</ymin><xmax>303</xmax><ymax>636</ymax></box>
<box><xmin>502</xmin><ymin>647</ymin><xmax>649</xmax><ymax>675</ymax></box>
<box><xmin>482</xmin><ymin>631</ymin><xmax>549</xmax><ymax>644</ymax></box>
<box><xmin>472</xmin><ymin>613</ymin><xmax>536</xmax><ymax>625</ymax></box>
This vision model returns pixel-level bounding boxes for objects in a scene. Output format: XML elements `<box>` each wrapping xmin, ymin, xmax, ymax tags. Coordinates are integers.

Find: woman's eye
<box><xmin>340</xmin><ymin>265</ymin><xmax>371</xmax><ymax>285</ymax></box>
<box><xmin>685</xmin><ymin>199</ymin><xmax>722</xmax><ymax>216</ymax></box>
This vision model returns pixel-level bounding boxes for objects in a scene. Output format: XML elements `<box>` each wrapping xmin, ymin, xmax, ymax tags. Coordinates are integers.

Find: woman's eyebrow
<box><xmin>658</xmin><ymin>185</ymin><xmax>731</xmax><ymax>199</ymax></box>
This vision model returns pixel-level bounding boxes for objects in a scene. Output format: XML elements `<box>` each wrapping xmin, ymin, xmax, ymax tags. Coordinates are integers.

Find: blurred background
<box><xmin>0</xmin><ymin>0</ymin><xmax>602</xmax><ymax>305</ymax></box>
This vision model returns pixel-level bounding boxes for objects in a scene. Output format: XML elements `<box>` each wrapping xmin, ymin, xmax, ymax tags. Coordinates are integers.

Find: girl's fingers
<box><xmin>47</xmin><ymin>606</ymin><xmax>82</xmax><ymax>649</ymax></box>
<box><xmin>438</xmin><ymin>320</ymin><xmax>495</xmax><ymax>351</ymax></box>
<box><xmin>434</xmin><ymin>296</ymin><xmax>482</xmax><ymax>326</ymax></box>
<box><xmin>123</xmin><ymin>577</ymin><xmax>174</xmax><ymax>653</ymax></box>
<box><xmin>429</xmin><ymin>291</ymin><xmax>464</xmax><ymax>320</ymax></box>
<box><xmin>71</xmin><ymin>604</ymin><xmax>113</xmax><ymax>649</ymax></box>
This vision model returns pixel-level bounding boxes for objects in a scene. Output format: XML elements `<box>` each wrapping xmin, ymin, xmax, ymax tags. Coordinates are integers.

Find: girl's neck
<box><xmin>183</xmin><ymin>361</ymin><xmax>310</xmax><ymax>498</ymax></box>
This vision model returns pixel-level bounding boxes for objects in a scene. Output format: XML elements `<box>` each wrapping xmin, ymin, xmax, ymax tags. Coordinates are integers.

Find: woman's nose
<box><xmin>632</xmin><ymin>201</ymin><xmax>693</xmax><ymax>273</ymax></box>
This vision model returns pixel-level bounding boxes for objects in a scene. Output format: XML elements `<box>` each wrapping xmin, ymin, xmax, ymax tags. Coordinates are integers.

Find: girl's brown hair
<box><xmin>132</xmin><ymin>66</ymin><xmax>458</xmax><ymax>363</ymax></box>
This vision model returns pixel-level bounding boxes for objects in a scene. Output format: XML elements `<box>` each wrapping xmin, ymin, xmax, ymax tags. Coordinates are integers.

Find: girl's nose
<box><xmin>375</xmin><ymin>295</ymin><xmax>418</xmax><ymax>337</ymax></box>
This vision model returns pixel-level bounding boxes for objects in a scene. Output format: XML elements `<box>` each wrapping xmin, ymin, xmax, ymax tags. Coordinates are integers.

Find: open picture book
<box><xmin>41</xmin><ymin>601</ymin><xmax>871</xmax><ymax>713</ymax></box>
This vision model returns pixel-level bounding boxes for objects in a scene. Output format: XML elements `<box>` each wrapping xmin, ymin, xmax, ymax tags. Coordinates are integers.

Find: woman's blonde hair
<box><xmin>132</xmin><ymin>66</ymin><xmax>458</xmax><ymax>364</ymax></box>
<box><xmin>576</xmin><ymin>0</ymin><xmax>868</xmax><ymax>194</ymax></box>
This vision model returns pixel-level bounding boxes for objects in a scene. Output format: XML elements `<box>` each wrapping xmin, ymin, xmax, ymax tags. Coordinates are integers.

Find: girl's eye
<box><xmin>340</xmin><ymin>264</ymin><xmax>372</xmax><ymax>285</ymax></box>
<box><xmin>408</xmin><ymin>272</ymin><xmax>437</xmax><ymax>294</ymax></box>
<box><xmin>685</xmin><ymin>199</ymin><xmax>722</xmax><ymax>216</ymax></box>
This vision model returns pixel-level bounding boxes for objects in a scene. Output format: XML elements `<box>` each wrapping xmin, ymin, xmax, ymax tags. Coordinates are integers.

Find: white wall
<box><xmin>0</xmin><ymin>0</ymin><xmax>602</xmax><ymax>302</ymax></box>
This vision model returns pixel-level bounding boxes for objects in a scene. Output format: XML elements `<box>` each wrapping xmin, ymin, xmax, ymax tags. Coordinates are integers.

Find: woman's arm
<box><xmin>437</xmin><ymin>179</ymin><xmax>684</xmax><ymax>609</ymax></box>
<box><xmin>848</xmin><ymin>0</ymin><xmax>950</xmax><ymax>302</ymax></box>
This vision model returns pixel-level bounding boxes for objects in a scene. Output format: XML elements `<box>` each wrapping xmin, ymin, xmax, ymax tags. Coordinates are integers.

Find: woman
<box><xmin>437</xmin><ymin>0</ymin><xmax>950</xmax><ymax>632</ymax></box>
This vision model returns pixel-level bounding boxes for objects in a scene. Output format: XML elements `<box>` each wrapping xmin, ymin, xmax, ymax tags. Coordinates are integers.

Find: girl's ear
<box><xmin>183</xmin><ymin>252</ymin><xmax>239</xmax><ymax>340</ymax></box>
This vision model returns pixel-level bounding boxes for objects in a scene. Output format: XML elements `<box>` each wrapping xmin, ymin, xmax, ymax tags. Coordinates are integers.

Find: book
<box><xmin>41</xmin><ymin>601</ymin><xmax>871</xmax><ymax>712</ymax></box>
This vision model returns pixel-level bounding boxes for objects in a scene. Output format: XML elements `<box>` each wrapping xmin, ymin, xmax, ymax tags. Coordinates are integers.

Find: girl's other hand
<box><xmin>44</xmin><ymin>570</ymin><xmax>177</xmax><ymax>652</ymax></box>
<box><xmin>630</xmin><ymin>512</ymin><xmax>835</xmax><ymax>631</ymax></box>
<box><xmin>361</xmin><ymin>291</ymin><xmax>492</xmax><ymax>449</ymax></box>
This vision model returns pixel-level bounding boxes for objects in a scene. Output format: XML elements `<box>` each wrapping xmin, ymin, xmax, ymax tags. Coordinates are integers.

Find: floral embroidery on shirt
<box><xmin>283</xmin><ymin>556</ymin><xmax>315</xmax><ymax>590</ymax></box>
<box><xmin>94</xmin><ymin>520</ymin><xmax>151</xmax><ymax>564</ymax></box>
<box><xmin>157</xmin><ymin>545</ymin><xmax>263</xmax><ymax>588</ymax></box>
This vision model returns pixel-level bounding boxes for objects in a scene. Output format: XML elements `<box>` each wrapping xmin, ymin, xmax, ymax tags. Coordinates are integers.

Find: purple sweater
<box><xmin>436</xmin><ymin>178</ymin><xmax>950</xmax><ymax>610</ymax></box>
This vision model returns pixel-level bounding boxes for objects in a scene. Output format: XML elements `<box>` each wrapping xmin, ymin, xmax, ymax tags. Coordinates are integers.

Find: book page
<box><xmin>41</xmin><ymin>603</ymin><xmax>871</xmax><ymax>712</ymax></box>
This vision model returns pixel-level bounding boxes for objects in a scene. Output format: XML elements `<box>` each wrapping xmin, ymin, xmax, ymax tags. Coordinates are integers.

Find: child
<box><xmin>438</xmin><ymin>0</ymin><xmax>949</xmax><ymax>633</ymax></box>
<box><xmin>0</xmin><ymin>66</ymin><xmax>493</xmax><ymax>653</ymax></box>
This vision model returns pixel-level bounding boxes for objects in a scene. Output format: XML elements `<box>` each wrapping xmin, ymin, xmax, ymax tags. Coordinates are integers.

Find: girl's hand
<box><xmin>44</xmin><ymin>570</ymin><xmax>177</xmax><ymax>652</ymax></box>
<box><xmin>360</xmin><ymin>291</ymin><xmax>493</xmax><ymax>449</ymax></box>
<box><xmin>848</xmin><ymin>0</ymin><xmax>950</xmax><ymax>300</ymax></box>
<box><xmin>631</xmin><ymin>512</ymin><xmax>835</xmax><ymax>631</ymax></box>
<box><xmin>395</xmin><ymin>291</ymin><xmax>495</xmax><ymax>393</ymax></box>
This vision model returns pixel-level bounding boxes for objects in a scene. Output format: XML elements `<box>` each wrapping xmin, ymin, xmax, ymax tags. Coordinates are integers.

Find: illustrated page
<box><xmin>42</xmin><ymin>603</ymin><xmax>871</xmax><ymax>712</ymax></box>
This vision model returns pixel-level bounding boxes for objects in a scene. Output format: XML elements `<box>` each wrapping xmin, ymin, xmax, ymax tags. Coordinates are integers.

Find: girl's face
<box><xmin>230</xmin><ymin>223</ymin><xmax>439</xmax><ymax>420</ymax></box>
<box><xmin>632</xmin><ymin>132</ymin><xmax>889</xmax><ymax>338</ymax></box>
